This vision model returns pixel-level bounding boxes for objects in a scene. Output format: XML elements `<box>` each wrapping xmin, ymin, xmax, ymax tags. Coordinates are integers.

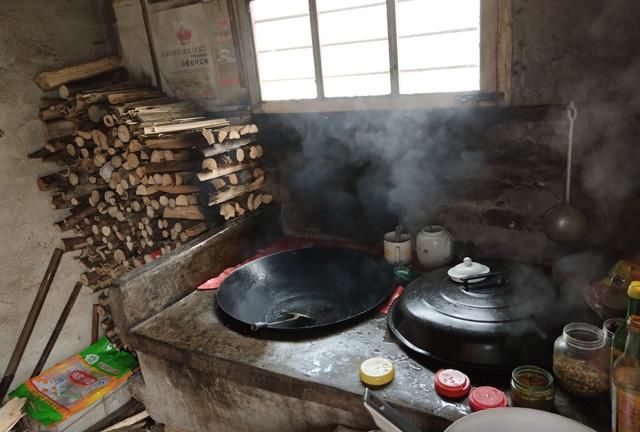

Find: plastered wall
<box><xmin>0</xmin><ymin>0</ymin><xmax>113</xmax><ymax>391</ymax></box>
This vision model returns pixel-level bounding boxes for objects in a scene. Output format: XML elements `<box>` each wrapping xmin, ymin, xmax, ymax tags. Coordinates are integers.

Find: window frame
<box><xmin>233</xmin><ymin>0</ymin><xmax>512</xmax><ymax>113</ymax></box>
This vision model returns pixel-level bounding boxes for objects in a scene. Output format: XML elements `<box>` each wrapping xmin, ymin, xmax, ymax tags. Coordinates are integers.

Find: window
<box><xmin>241</xmin><ymin>0</ymin><xmax>511</xmax><ymax>110</ymax></box>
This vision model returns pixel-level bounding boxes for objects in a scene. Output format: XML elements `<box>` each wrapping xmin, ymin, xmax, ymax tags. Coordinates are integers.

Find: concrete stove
<box><xmin>104</xmin><ymin>213</ymin><xmax>609</xmax><ymax>432</ymax></box>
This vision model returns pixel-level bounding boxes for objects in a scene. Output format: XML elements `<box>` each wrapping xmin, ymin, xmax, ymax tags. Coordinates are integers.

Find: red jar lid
<box><xmin>468</xmin><ymin>386</ymin><xmax>509</xmax><ymax>411</ymax></box>
<box><xmin>434</xmin><ymin>369</ymin><xmax>471</xmax><ymax>399</ymax></box>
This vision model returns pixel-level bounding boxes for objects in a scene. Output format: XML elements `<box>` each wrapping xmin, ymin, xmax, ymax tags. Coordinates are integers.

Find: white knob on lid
<box><xmin>463</xmin><ymin>257</ymin><xmax>472</xmax><ymax>267</ymax></box>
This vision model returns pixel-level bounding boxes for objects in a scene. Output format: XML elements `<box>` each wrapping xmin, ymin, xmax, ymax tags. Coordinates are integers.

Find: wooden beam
<box><xmin>496</xmin><ymin>0</ymin><xmax>512</xmax><ymax>105</ymax></box>
<box><xmin>35</xmin><ymin>56</ymin><xmax>122</xmax><ymax>90</ymax></box>
<box><xmin>308</xmin><ymin>0</ymin><xmax>324</xmax><ymax>98</ymax></box>
<box><xmin>139</xmin><ymin>0</ymin><xmax>163</xmax><ymax>91</ymax></box>
<box><xmin>480</xmin><ymin>0</ymin><xmax>498</xmax><ymax>93</ymax></box>
<box><xmin>386</xmin><ymin>0</ymin><xmax>399</xmax><ymax>95</ymax></box>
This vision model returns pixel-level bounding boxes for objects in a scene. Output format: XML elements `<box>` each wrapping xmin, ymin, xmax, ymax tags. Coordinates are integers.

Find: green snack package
<box><xmin>10</xmin><ymin>337</ymin><xmax>138</xmax><ymax>426</ymax></box>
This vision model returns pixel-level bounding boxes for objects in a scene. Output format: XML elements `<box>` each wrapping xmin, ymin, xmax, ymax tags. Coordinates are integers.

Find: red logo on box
<box><xmin>177</xmin><ymin>27</ymin><xmax>192</xmax><ymax>45</ymax></box>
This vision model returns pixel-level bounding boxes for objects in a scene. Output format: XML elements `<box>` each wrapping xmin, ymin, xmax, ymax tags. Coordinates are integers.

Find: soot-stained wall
<box><xmin>257</xmin><ymin>0</ymin><xmax>640</xmax><ymax>270</ymax></box>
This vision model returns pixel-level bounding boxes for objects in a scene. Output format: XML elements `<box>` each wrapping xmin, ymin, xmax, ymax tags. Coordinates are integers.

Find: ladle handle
<box><xmin>251</xmin><ymin>313</ymin><xmax>312</xmax><ymax>331</ymax></box>
<box><xmin>565</xmin><ymin>101</ymin><xmax>578</xmax><ymax>204</ymax></box>
<box><xmin>462</xmin><ymin>271</ymin><xmax>508</xmax><ymax>290</ymax></box>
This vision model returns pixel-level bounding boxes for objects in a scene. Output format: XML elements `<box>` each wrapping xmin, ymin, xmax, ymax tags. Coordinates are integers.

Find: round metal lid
<box><xmin>388</xmin><ymin>259</ymin><xmax>558</xmax><ymax>369</ymax></box>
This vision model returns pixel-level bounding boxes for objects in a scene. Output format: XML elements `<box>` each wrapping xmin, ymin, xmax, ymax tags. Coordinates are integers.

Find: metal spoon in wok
<box><xmin>542</xmin><ymin>101</ymin><xmax>587</xmax><ymax>244</ymax></box>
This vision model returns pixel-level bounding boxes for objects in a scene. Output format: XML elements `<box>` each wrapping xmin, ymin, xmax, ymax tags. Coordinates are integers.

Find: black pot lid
<box><xmin>388</xmin><ymin>259</ymin><xmax>558</xmax><ymax>369</ymax></box>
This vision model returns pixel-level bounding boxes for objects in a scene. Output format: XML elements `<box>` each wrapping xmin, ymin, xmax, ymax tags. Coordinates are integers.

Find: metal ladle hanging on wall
<box><xmin>542</xmin><ymin>101</ymin><xmax>587</xmax><ymax>244</ymax></box>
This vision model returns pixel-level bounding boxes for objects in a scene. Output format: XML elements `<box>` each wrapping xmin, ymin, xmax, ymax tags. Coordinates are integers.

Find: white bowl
<box><xmin>445</xmin><ymin>408</ymin><xmax>596</xmax><ymax>432</ymax></box>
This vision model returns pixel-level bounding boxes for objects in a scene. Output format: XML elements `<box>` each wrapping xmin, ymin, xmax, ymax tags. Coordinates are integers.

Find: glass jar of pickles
<box><xmin>510</xmin><ymin>365</ymin><xmax>555</xmax><ymax>411</ymax></box>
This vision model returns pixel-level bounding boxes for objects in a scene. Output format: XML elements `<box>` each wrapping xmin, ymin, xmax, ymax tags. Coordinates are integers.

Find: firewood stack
<box><xmin>30</xmin><ymin>56</ymin><xmax>273</xmax><ymax>294</ymax></box>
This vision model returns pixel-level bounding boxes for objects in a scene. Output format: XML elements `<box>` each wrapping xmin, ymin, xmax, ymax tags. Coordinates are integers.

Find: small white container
<box><xmin>383</xmin><ymin>227</ymin><xmax>412</xmax><ymax>265</ymax></box>
<box><xmin>416</xmin><ymin>225</ymin><xmax>454</xmax><ymax>269</ymax></box>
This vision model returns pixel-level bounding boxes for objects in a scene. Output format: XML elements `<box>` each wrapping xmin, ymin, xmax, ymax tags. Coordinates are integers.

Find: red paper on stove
<box><xmin>196</xmin><ymin>236</ymin><xmax>404</xmax><ymax>314</ymax></box>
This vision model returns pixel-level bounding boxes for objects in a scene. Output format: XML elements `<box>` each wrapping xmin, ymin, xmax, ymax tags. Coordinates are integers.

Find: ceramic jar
<box><xmin>416</xmin><ymin>225</ymin><xmax>454</xmax><ymax>269</ymax></box>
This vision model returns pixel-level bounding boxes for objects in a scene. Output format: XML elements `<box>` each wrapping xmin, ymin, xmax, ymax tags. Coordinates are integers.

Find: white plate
<box><xmin>445</xmin><ymin>408</ymin><xmax>596</xmax><ymax>432</ymax></box>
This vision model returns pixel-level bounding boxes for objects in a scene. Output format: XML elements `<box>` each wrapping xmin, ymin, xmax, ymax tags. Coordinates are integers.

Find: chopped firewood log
<box><xmin>126</xmin><ymin>153</ymin><xmax>140</xmax><ymax>169</ymax></box>
<box><xmin>128</xmin><ymin>139</ymin><xmax>143</xmax><ymax>152</ymax></box>
<box><xmin>58</xmin><ymin>67</ymin><xmax>129</xmax><ymax>99</ymax></box>
<box><xmin>156</xmin><ymin>185</ymin><xmax>201</xmax><ymax>194</ymax></box>
<box><xmin>28</xmin><ymin>147</ymin><xmax>53</xmax><ymax>159</ymax></box>
<box><xmin>103</xmin><ymin>114</ymin><xmax>116</xmax><ymax>127</ymax></box>
<box><xmin>175</xmin><ymin>194</ymin><xmax>198</xmax><ymax>206</ymax></box>
<box><xmin>196</xmin><ymin>162</ymin><xmax>253</xmax><ymax>182</ymax></box>
<box><xmin>92</xmin><ymin>129</ymin><xmax>108</xmax><ymax>149</ymax></box>
<box><xmin>40</xmin><ymin>107</ymin><xmax>64</xmax><ymax>121</ymax></box>
<box><xmin>202</xmin><ymin>176</ymin><xmax>265</xmax><ymax>207</ymax></box>
<box><xmin>249</xmin><ymin>145</ymin><xmax>264</xmax><ymax>159</ymax></box>
<box><xmin>45</xmin><ymin>120</ymin><xmax>77</xmax><ymax>141</ymax></box>
<box><xmin>210</xmin><ymin>177</ymin><xmax>227</xmax><ymax>191</ymax></box>
<box><xmin>200</xmin><ymin>136</ymin><xmax>257</xmax><ymax>158</ymax></box>
<box><xmin>144</xmin><ymin>134</ymin><xmax>204</xmax><ymax>150</ymax></box>
<box><xmin>107</xmin><ymin>89</ymin><xmax>164</xmax><ymax>105</ymax></box>
<box><xmin>227</xmin><ymin>169</ymin><xmax>253</xmax><ymax>186</ymax></box>
<box><xmin>0</xmin><ymin>396</ymin><xmax>26</xmax><ymax>432</ymax></box>
<box><xmin>117</xmin><ymin>125</ymin><xmax>131</xmax><ymax>143</ymax></box>
<box><xmin>219</xmin><ymin>203</ymin><xmax>235</xmax><ymax>220</ymax></box>
<box><xmin>61</xmin><ymin>237</ymin><xmax>90</xmax><ymax>252</ymax></box>
<box><xmin>143</xmin><ymin>160</ymin><xmax>200</xmax><ymax>174</ymax></box>
<box><xmin>35</xmin><ymin>56</ymin><xmax>122</xmax><ymax>90</ymax></box>
<box><xmin>201</xmin><ymin>128</ymin><xmax>215</xmax><ymax>145</ymax></box>
<box><xmin>163</xmin><ymin>206</ymin><xmax>206</xmax><ymax>221</ymax></box>
<box><xmin>142</xmin><ymin>118</ymin><xmax>229</xmax><ymax>136</ymax></box>
<box><xmin>87</xmin><ymin>104</ymin><xmax>111</xmax><ymax>124</ymax></box>
<box><xmin>55</xmin><ymin>206</ymin><xmax>98</xmax><ymax>231</ymax></box>
<box><xmin>37</xmin><ymin>169</ymin><xmax>71</xmax><ymax>192</ymax></box>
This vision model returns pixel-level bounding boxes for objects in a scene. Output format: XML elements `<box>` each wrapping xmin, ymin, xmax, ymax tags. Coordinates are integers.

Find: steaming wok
<box><xmin>216</xmin><ymin>247</ymin><xmax>395</xmax><ymax>332</ymax></box>
<box><xmin>388</xmin><ymin>259</ymin><xmax>561</xmax><ymax>369</ymax></box>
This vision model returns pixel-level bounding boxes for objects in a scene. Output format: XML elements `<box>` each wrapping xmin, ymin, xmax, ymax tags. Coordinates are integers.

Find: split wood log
<box><xmin>0</xmin><ymin>397</ymin><xmax>26</xmax><ymax>432</ymax></box>
<box><xmin>35</xmin><ymin>56</ymin><xmax>122</xmax><ymax>90</ymax></box>
<box><xmin>175</xmin><ymin>194</ymin><xmax>198</xmax><ymax>206</ymax></box>
<box><xmin>55</xmin><ymin>206</ymin><xmax>98</xmax><ymax>232</ymax></box>
<box><xmin>142</xmin><ymin>160</ymin><xmax>200</xmax><ymax>174</ymax></box>
<box><xmin>200</xmin><ymin>136</ymin><xmax>257</xmax><ymax>158</ymax></box>
<box><xmin>58</xmin><ymin>67</ymin><xmax>129</xmax><ymax>99</ymax></box>
<box><xmin>28</xmin><ymin>147</ymin><xmax>54</xmax><ymax>159</ymax></box>
<box><xmin>39</xmin><ymin>107</ymin><xmax>64</xmax><ymax>121</ymax></box>
<box><xmin>196</xmin><ymin>162</ymin><xmax>254</xmax><ymax>182</ymax></box>
<box><xmin>116</xmin><ymin>125</ymin><xmax>131</xmax><ymax>143</ymax></box>
<box><xmin>249</xmin><ymin>145</ymin><xmax>264</xmax><ymax>159</ymax></box>
<box><xmin>37</xmin><ymin>169</ymin><xmax>71</xmax><ymax>192</ymax></box>
<box><xmin>144</xmin><ymin>134</ymin><xmax>204</xmax><ymax>150</ymax></box>
<box><xmin>45</xmin><ymin>120</ymin><xmax>77</xmax><ymax>141</ymax></box>
<box><xmin>142</xmin><ymin>118</ymin><xmax>229</xmax><ymax>136</ymax></box>
<box><xmin>227</xmin><ymin>169</ymin><xmax>253</xmax><ymax>186</ymax></box>
<box><xmin>107</xmin><ymin>89</ymin><xmax>164</xmax><ymax>105</ymax></box>
<box><xmin>202</xmin><ymin>176</ymin><xmax>265</xmax><ymax>207</ymax></box>
<box><xmin>87</xmin><ymin>104</ymin><xmax>111</xmax><ymax>124</ymax></box>
<box><xmin>162</xmin><ymin>206</ymin><xmax>206</xmax><ymax>221</ymax></box>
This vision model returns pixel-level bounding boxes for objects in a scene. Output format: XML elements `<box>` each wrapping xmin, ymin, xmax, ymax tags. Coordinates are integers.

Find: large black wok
<box><xmin>216</xmin><ymin>247</ymin><xmax>395</xmax><ymax>331</ymax></box>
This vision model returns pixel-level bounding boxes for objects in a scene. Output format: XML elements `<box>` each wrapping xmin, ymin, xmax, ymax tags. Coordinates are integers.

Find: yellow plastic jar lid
<box><xmin>629</xmin><ymin>281</ymin><xmax>640</xmax><ymax>299</ymax></box>
<box><xmin>359</xmin><ymin>357</ymin><xmax>395</xmax><ymax>387</ymax></box>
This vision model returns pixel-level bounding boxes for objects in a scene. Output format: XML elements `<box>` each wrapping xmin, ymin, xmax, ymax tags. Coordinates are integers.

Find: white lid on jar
<box><xmin>448</xmin><ymin>257</ymin><xmax>490</xmax><ymax>282</ymax></box>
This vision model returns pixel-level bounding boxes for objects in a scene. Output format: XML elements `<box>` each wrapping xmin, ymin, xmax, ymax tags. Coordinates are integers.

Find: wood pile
<box><xmin>31</xmin><ymin>57</ymin><xmax>273</xmax><ymax>294</ymax></box>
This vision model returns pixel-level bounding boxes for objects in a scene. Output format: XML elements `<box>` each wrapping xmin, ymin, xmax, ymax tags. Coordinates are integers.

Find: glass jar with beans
<box><xmin>553</xmin><ymin>322</ymin><xmax>609</xmax><ymax>397</ymax></box>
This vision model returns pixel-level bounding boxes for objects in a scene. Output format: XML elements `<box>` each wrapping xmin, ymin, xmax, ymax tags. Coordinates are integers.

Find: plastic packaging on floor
<box><xmin>9</xmin><ymin>337</ymin><xmax>138</xmax><ymax>427</ymax></box>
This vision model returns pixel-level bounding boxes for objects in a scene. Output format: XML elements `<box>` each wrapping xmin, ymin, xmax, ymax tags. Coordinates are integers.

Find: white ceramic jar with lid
<box><xmin>416</xmin><ymin>225</ymin><xmax>454</xmax><ymax>269</ymax></box>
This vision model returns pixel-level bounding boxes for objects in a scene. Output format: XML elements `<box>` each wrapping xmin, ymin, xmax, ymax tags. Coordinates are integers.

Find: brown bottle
<box><xmin>612</xmin><ymin>315</ymin><xmax>640</xmax><ymax>432</ymax></box>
